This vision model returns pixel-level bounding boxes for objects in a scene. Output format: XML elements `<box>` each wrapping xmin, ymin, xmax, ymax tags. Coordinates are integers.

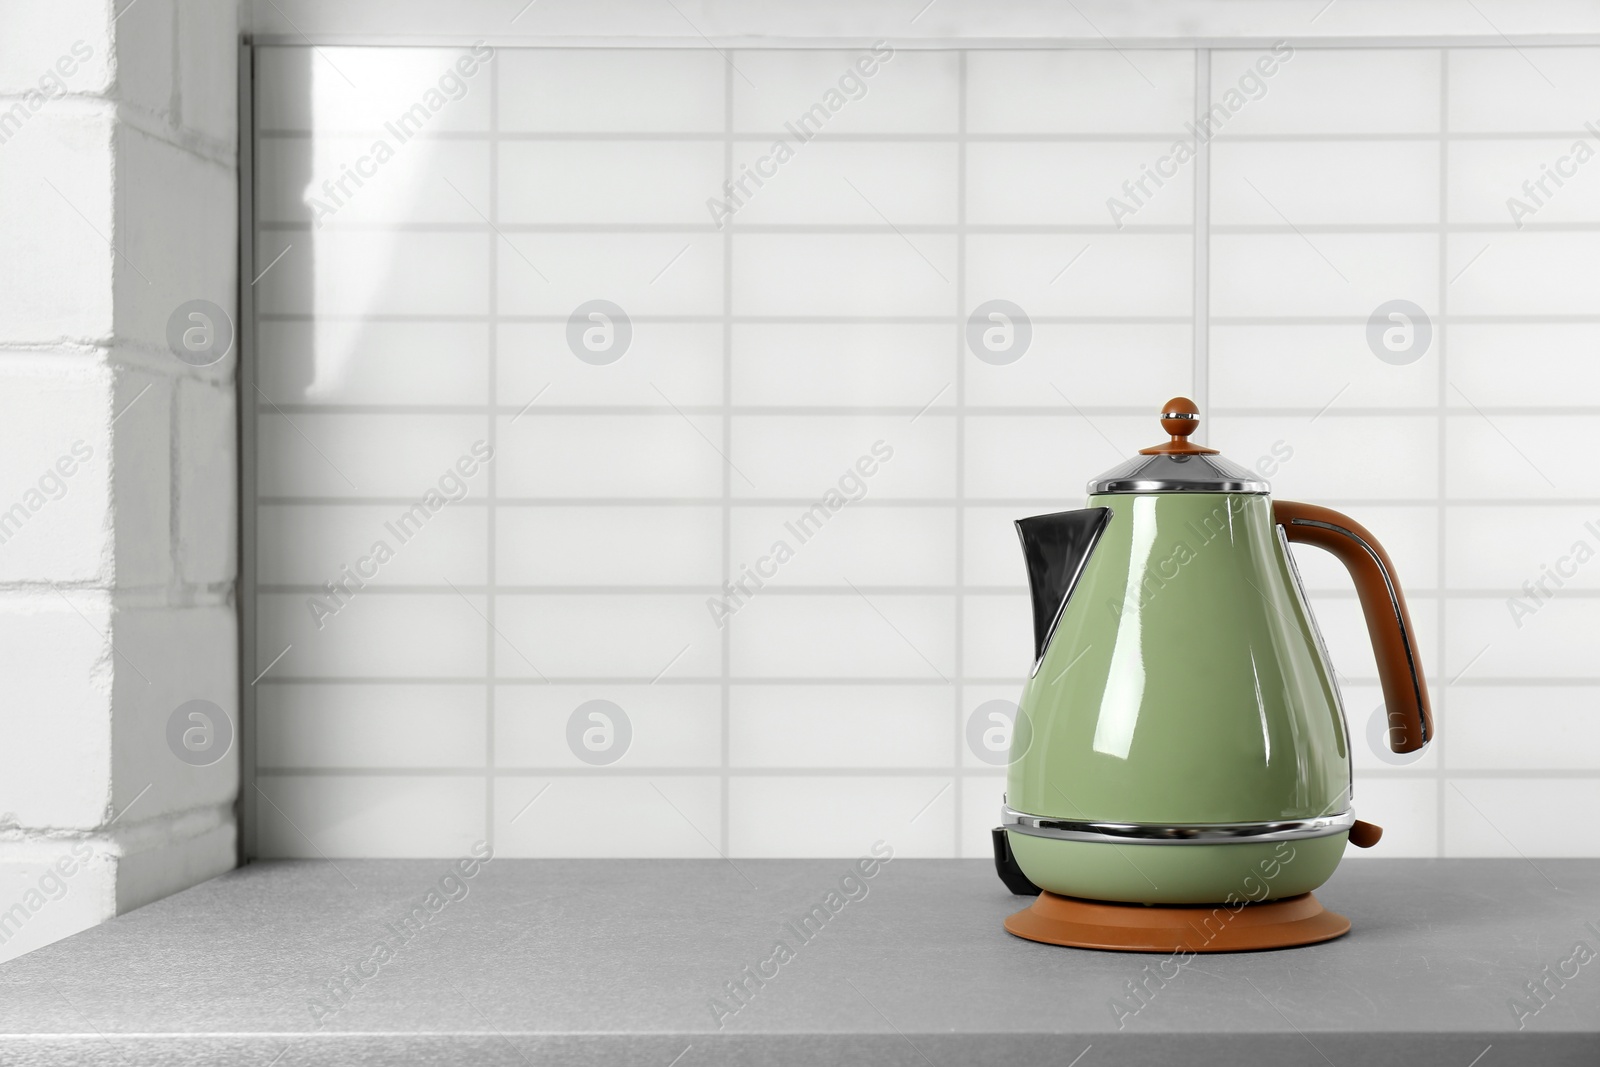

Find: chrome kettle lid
<box><xmin>1088</xmin><ymin>397</ymin><xmax>1269</xmax><ymax>495</ymax></box>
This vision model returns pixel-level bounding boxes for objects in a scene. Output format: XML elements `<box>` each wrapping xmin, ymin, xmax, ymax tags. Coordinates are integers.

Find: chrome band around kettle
<box><xmin>1001</xmin><ymin>804</ymin><xmax>1356</xmax><ymax>845</ymax></box>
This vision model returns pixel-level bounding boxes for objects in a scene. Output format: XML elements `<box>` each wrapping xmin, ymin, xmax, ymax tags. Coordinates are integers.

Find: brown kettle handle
<box><xmin>1274</xmin><ymin>501</ymin><xmax>1433</xmax><ymax>754</ymax></box>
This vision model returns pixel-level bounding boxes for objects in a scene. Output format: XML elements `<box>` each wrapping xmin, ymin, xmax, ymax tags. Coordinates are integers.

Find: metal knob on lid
<box><xmin>1087</xmin><ymin>396</ymin><xmax>1268</xmax><ymax>494</ymax></box>
<box><xmin>1140</xmin><ymin>396</ymin><xmax>1219</xmax><ymax>456</ymax></box>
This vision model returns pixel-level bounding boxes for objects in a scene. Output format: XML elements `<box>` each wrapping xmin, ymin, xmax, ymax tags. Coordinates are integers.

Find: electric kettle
<box><xmin>992</xmin><ymin>397</ymin><xmax>1433</xmax><ymax>951</ymax></box>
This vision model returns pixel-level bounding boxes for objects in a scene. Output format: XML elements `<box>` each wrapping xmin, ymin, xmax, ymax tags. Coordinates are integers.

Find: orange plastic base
<box><xmin>1004</xmin><ymin>891</ymin><xmax>1351</xmax><ymax>953</ymax></box>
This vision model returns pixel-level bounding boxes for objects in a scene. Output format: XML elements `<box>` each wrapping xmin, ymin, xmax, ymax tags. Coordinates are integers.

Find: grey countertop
<box><xmin>1</xmin><ymin>856</ymin><xmax>1597</xmax><ymax>1065</ymax></box>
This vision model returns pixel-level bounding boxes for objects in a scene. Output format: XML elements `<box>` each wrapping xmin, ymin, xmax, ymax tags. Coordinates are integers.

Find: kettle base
<box><xmin>1004</xmin><ymin>890</ymin><xmax>1350</xmax><ymax>953</ymax></box>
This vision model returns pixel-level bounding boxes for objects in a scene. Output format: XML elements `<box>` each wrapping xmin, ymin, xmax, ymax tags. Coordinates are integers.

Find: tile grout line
<box><xmin>720</xmin><ymin>55</ymin><xmax>735</xmax><ymax>857</ymax></box>
<box><xmin>953</xmin><ymin>49</ymin><xmax>968</xmax><ymax>858</ymax></box>
<box><xmin>237</xmin><ymin>40</ymin><xmax>260</xmax><ymax>861</ymax></box>
<box><xmin>1436</xmin><ymin>48</ymin><xmax>1450</xmax><ymax>859</ymax></box>
<box><xmin>486</xmin><ymin>56</ymin><xmax>500</xmax><ymax>850</ymax></box>
<box><xmin>1193</xmin><ymin>47</ymin><xmax>1211</xmax><ymax>412</ymax></box>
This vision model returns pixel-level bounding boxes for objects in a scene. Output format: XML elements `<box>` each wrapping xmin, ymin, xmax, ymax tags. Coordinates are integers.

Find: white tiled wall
<box><xmin>247</xmin><ymin>43</ymin><xmax>1600</xmax><ymax>861</ymax></box>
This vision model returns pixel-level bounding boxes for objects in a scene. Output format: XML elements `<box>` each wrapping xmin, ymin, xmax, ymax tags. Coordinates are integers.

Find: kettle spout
<box><xmin>1015</xmin><ymin>507</ymin><xmax>1112</xmax><ymax>663</ymax></box>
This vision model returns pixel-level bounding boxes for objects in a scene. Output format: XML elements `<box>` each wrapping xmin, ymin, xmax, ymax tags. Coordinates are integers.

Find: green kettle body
<box><xmin>1002</xmin><ymin>400</ymin><xmax>1433</xmax><ymax>906</ymax></box>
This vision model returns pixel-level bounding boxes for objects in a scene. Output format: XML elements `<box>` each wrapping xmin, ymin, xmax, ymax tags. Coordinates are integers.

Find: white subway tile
<box><xmin>1448</xmin><ymin>47</ymin><xmax>1600</xmax><ymax>133</ymax></box>
<box><xmin>730</xmin><ymin>415</ymin><xmax>951</xmax><ymax>500</ymax></box>
<box><xmin>1448</xmin><ymin>686</ymin><xmax>1600</xmax><ymax>770</ymax></box>
<box><xmin>1446</xmin><ymin>506</ymin><xmax>1600</xmax><ymax>591</ymax></box>
<box><xmin>968</xmin><ymin>141</ymin><xmax>1194</xmax><ymax>226</ymax></box>
<box><xmin>110</xmin><ymin>603</ymin><xmax>240</xmax><ymax>821</ymax></box>
<box><xmin>961</xmin><ymin>592</ymin><xmax>1034</xmax><ymax>680</ymax></box>
<box><xmin>1448</xmin><ymin>139</ymin><xmax>1600</xmax><ymax>225</ymax></box>
<box><xmin>1211</xmin><ymin>234</ymin><xmax>1437</xmax><ymax>318</ymax></box>
<box><xmin>495</xmin><ymin>413</ymin><xmax>724</xmax><ymax>498</ymax></box>
<box><xmin>959</xmin><ymin>683</ymin><xmax>1032</xmax><ymax>769</ymax></box>
<box><xmin>254</xmin><ymin>774</ymin><xmax>484</xmax><ymax>858</ymax></box>
<box><xmin>0</xmin><ymin>114</ymin><xmax>115</xmax><ymax>340</ymax></box>
<box><xmin>727</xmin><ymin>141</ymin><xmax>958</xmax><ymax>226</ymax></box>
<box><xmin>728</xmin><ymin>776</ymin><xmax>953</xmax><ymax>856</ymax></box>
<box><xmin>1449</xmin><ymin>324</ymin><xmax>1600</xmax><ymax>408</ymax></box>
<box><xmin>256</xmin><ymin>591</ymin><xmax>486</xmax><ymax>679</ymax></box>
<box><xmin>496</xmin><ymin>233</ymin><xmax>723</xmax><ymax>317</ymax></box>
<box><xmin>496</xmin><ymin>685</ymin><xmax>721</xmax><ymax>768</ymax></box>
<box><xmin>1209</xmin><ymin>414</ymin><xmax>1438</xmax><ymax>501</ymax></box>
<box><xmin>1301</xmin><ymin>591</ymin><xmax>1441</xmax><ymax>687</ymax></box>
<box><xmin>964</xmin><ymin>413</ymin><xmax>1153</xmax><ymax>500</ymax></box>
<box><xmin>256</xmin><ymin>413</ymin><xmax>490</xmax><ymax>499</ymax></box>
<box><xmin>727</xmin><ymin>505</ymin><xmax>955</xmax><ymax>588</ymax></box>
<box><xmin>257</xmin><ymin>684</ymin><xmax>486</xmax><ymax>768</ymax></box>
<box><xmin>1447</xmin><ymin>232</ymin><xmax>1600</xmax><ymax>315</ymax></box>
<box><xmin>732</xmin><ymin>49</ymin><xmax>957</xmax><ymax>135</ymax></box>
<box><xmin>255</xmin><ymin>45</ymin><xmax>493</xmax><ymax>134</ymax></box>
<box><xmin>730</xmin><ymin>593</ymin><xmax>955</xmax><ymax>680</ymax></box>
<box><xmin>496</xmin><ymin>322</ymin><xmax>723</xmax><ymax>408</ymax></box>
<box><xmin>730</xmin><ymin>685</ymin><xmax>951</xmax><ymax>768</ymax></box>
<box><xmin>111</xmin><ymin>370</ymin><xmax>171</xmax><ymax>588</ymax></box>
<box><xmin>1210</xmin><ymin>48</ymin><xmax>1440</xmax><ymax>136</ymax></box>
<box><xmin>497</xmin><ymin>505</ymin><xmax>722</xmax><ymax>586</ymax></box>
<box><xmin>0</xmin><ymin>371</ymin><xmax>110</xmax><ymax>585</ymax></box>
<box><xmin>256</xmin><ymin>503</ymin><xmax>487</xmax><ymax>587</ymax></box>
<box><xmin>1211</xmin><ymin>324</ymin><xmax>1436</xmax><ymax>410</ymax></box>
<box><xmin>730</xmin><ymin>323</ymin><xmax>953</xmax><ymax>407</ymax></box>
<box><xmin>1211</xmin><ymin>141</ymin><xmax>1440</xmax><ymax>225</ymax></box>
<box><xmin>256</xmin><ymin>232</ymin><xmax>489</xmax><ymax>317</ymax></box>
<box><xmin>498</xmin><ymin>49</ymin><xmax>725</xmax><ymax>133</ymax></box>
<box><xmin>1445</xmin><ymin>778</ymin><xmax>1600</xmax><ymax>857</ymax></box>
<box><xmin>495</xmin><ymin>776</ymin><xmax>721</xmax><ymax>857</ymax></box>
<box><xmin>0</xmin><ymin>598</ymin><xmax>112</xmax><ymax>829</ymax></box>
<box><xmin>498</xmin><ymin>141</ymin><xmax>724</xmax><ymax>224</ymax></box>
<box><xmin>1342</xmin><ymin>777</ymin><xmax>1437</xmax><ymax>858</ymax></box>
<box><xmin>961</xmin><ymin>774</ymin><xmax>1008</xmax><ymax>856</ymax></box>
<box><xmin>732</xmin><ymin>234</ymin><xmax>956</xmax><ymax>317</ymax></box>
<box><xmin>257</xmin><ymin>321</ymin><xmax>490</xmax><ymax>406</ymax></box>
<box><xmin>1445</xmin><ymin>413</ymin><xmax>1584</xmax><ymax>499</ymax></box>
<box><xmin>257</xmin><ymin>137</ymin><xmax>490</xmax><ymax>226</ymax></box>
<box><xmin>964</xmin><ymin>505</ymin><xmax>1053</xmax><ymax>588</ymax></box>
<box><xmin>966</xmin><ymin>50</ymin><xmax>1194</xmax><ymax>134</ymax></box>
<box><xmin>966</xmin><ymin>234</ymin><xmax>1192</xmax><ymax>317</ymax></box>
<box><xmin>494</xmin><ymin>593</ymin><xmax>722</xmax><ymax>678</ymax></box>
<box><xmin>175</xmin><ymin>380</ymin><xmax>237</xmax><ymax>587</ymax></box>
<box><xmin>971</xmin><ymin>323</ymin><xmax>1192</xmax><ymax>408</ymax></box>
<box><xmin>1446</xmin><ymin>596</ymin><xmax>1600</xmax><ymax>681</ymax></box>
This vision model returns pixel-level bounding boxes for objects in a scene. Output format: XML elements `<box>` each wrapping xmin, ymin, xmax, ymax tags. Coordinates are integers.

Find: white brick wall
<box><xmin>0</xmin><ymin>0</ymin><xmax>239</xmax><ymax>963</ymax></box>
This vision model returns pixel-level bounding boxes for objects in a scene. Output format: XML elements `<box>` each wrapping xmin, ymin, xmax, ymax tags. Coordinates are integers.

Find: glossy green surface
<box><xmin>1007</xmin><ymin>832</ymin><xmax>1348</xmax><ymax>904</ymax></box>
<box><xmin>1007</xmin><ymin>493</ymin><xmax>1352</xmax><ymax>887</ymax></box>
